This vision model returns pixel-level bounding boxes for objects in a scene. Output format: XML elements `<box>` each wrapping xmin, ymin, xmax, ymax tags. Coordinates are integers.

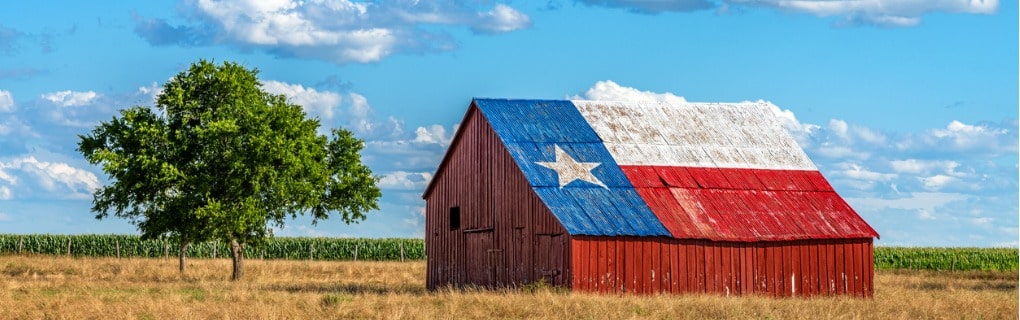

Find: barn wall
<box><xmin>425</xmin><ymin>105</ymin><xmax>570</xmax><ymax>290</ymax></box>
<box><xmin>570</xmin><ymin>236</ymin><xmax>873</xmax><ymax>297</ymax></box>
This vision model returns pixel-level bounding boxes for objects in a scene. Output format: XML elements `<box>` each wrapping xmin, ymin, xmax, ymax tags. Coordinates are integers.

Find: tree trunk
<box><xmin>230</xmin><ymin>239</ymin><xmax>244</xmax><ymax>281</ymax></box>
<box><xmin>179</xmin><ymin>240</ymin><xmax>190</xmax><ymax>275</ymax></box>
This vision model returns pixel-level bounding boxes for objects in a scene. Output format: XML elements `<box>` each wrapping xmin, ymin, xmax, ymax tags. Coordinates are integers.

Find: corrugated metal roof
<box><xmin>470</xmin><ymin>98</ymin><xmax>877</xmax><ymax>241</ymax></box>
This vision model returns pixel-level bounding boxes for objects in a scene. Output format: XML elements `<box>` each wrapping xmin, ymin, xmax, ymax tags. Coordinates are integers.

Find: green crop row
<box><xmin>2</xmin><ymin>235</ymin><xmax>1016</xmax><ymax>270</ymax></box>
<box><xmin>874</xmin><ymin>247</ymin><xmax>1018</xmax><ymax>271</ymax></box>
<box><xmin>0</xmin><ymin>234</ymin><xmax>425</xmax><ymax>261</ymax></box>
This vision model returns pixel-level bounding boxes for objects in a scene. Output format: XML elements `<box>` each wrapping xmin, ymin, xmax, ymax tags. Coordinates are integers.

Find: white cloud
<box><xmin>970</xmin><ymin>217</ymin><xmax>993</xmax><ymax>226</ymax></box>
<box><xmin>917</xmin><ymin>209</ymin><xmax>935</xmax><ymax>220</ymax></box>
<box><xmin>853</xmin><ymin>126</ymin><xmax>886</xmax><ymax>144</ymax></box>
<box><xmin>0</xmin><ymin>90</ymin><xmax>14</xmax><ymax>112</ymax></box>
<box><xmin>40</xmin><ymin>90</ymin><xmax>99</xmax><ymax>107</ymax></box>
<box><xmin>829</xmin><ymin>119</ymin><xmax>849</xmax><ymax>139</ymax></box>
<box><xmin>0</xmin><ymin>156</ymin><xmax>100</xmax><ymax>199</ymax></box>
<box><xmin>573</xmin><ymin>80</ymin><xmax>688</xmax><ymax>104</ymax></box>
<box><xmin>378</xmin><ymin>171</ymin><xmax>433</xmax><ymax>190</ymax></box>
<box><xmin>0</xmin><ymin>168</ymin><xmax>15</xmax><ymax>185</ymax></box>
<box><xmin>472</xmin><ymin>4</ymin><xmax>532</xmax><ymax>33</ymax></box>
<box><xmin>890</xmin><ymin>159</ymin><xmax>960</xmax><ymax>175</ymax></box>
<box><xmin>763</xmin><ymin>101</ymin><xmax>820</xmax><ymax>143</ymax></box>
<box><xmin>921</xmin><ymin>174</ymin><xmax>956</xmax><ymax>191</ymax></box>
<box><xmin>0</xmin><ymin>186</ymin><xmax>11</xmax><ymax>200</ymax></box>
<box><xmin>0</xmin><ymin>117</ymin><xmax>34</xmax><ymax>137</ymax></box>
<box><xmin>136</xmin><ymin>82</ymin><xmax>162</xmax><ymax>106</ymax></box>
<box><xmin>136</xmin><ymin>0</ymin><xmax>531</xmax><ymax>64</ymax></box>
<box><xmin>262</xmin><ymin>80</ymin><xmax>342</xmax><ymax>120</ymax></box>
<box><xmin>835</xmin><ymin>162</ymin><xmax>897</xmax><ymax>182</ymax></box>
<box><xmin>847</xmin><ymin>191</ymin><xmax>970</xmax><ymax>219</ymax></box>
<box><xmin>725</xmin><ymin>0</ymin><xmax>999</xmax><ymax>27</ymax></box>
<box><xmin>922</xmin><ymin>120</ymin><xmax>1012</xmax><ymax>152</ymax></box>
<box><xmin>815</xmin><ymin>145</ymin><xmax>869</xmax><ymax>160</ymax></box>
<box><xmin>413</xmin><ymin>125</ymin><xmax>453</xmax><ymax>145</ymax></box>
<box><xmin>578</xmin><ymin>0</ymin><xmax>998</xmax><ymax>27</ymax></box>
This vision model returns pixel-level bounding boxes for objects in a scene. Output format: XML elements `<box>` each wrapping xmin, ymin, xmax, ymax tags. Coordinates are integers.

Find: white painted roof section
<box><xmin>571</xmin><ymin>100</ymin><xmax>817</xmax><ymax>170</ymax></box>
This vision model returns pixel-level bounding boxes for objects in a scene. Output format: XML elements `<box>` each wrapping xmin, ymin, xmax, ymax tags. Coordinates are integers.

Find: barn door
<box><xmin>536</xmin><ymin>233</ymin><xmax>566</xmax><ymax>286</ymax></box>
<box><xmin>466</xmin><ymin>231</ymin><xmax>495</xmax><ymax>286</ymax></box>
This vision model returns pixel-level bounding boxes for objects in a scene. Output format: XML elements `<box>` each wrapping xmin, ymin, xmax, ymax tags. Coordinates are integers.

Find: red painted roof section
<box><xmin>622</xmin><ymin>166</ymin><xmax>878</xmax><ymax>241</ymax></box>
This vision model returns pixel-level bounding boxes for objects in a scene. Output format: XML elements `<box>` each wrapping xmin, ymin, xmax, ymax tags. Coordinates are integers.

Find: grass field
<box><xmin>1</xmin><ymin>256</ymin><xmax>1016</xmax><ymax>319</ymax></box>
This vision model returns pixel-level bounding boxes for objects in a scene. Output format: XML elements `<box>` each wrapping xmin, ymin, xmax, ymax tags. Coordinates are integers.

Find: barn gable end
<box><xmin>424</xmin><ymin>103</ymin><xmax>571</xmax><ymax>290</ymax></box>
<box><xmin>425</xmin><ymin>98</ymin><xmax>878</xmax><ymax>296</ymax></box>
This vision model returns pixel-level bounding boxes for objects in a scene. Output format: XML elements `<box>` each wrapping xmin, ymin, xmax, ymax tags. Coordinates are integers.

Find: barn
<box><xmin>422</xmin><ymin>98</ymin><xmax>879</xmax><ymax>296</ymax></box>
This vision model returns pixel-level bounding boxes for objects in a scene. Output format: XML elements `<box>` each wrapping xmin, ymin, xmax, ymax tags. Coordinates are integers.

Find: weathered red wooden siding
<box><xmin>425</xmin><ymin>105</ymin><xmax>570</xmax><ymax>290</ymax></box>
<box><xmin>570</xmin><ymin>236</ymin><xmax>873</xmax><ymax>297</ymax></box>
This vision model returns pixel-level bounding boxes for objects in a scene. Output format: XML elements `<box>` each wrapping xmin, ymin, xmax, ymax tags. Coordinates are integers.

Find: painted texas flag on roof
<box><xmin>474</xmin><ymin>98</ymin><xmax>878</xmax><ymax>242</ymax></box>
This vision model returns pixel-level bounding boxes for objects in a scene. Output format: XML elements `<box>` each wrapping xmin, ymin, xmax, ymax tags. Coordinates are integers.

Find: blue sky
<box><xmin>0</xmin><ymin>0</ymin><xmax>1015</xmax><ymax>247</ymax></box>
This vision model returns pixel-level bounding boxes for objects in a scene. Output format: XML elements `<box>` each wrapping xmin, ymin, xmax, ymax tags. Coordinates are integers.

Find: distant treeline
<box><xmin>1</xmin><ymin>234</ymin><xmax>1016</xmax><ymax>271</ymax></box>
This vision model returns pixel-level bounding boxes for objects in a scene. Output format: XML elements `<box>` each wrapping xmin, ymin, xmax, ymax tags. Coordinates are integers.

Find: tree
<box><xmin>78</xmin><ymin>60</ymin><xmax>381</xmax><ymax>280</ymax></box>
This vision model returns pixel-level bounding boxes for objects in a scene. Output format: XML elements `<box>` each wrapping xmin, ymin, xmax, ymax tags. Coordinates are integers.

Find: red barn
<box><xmin>423</xmin><ymin>99</ymin><xmax>878</xmax><ymax>296</ymax></box>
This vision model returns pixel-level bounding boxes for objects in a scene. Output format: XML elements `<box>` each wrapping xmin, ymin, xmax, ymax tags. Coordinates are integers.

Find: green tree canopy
<box><xmin>78</xmin><ymin>60</ymin><xmax>381</xmax><ymax>280</ymax></box>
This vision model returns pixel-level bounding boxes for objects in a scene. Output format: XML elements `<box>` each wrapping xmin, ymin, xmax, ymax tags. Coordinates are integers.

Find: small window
<box><xmin>449</xmin><ymin>207</ymin><xmax>461</xmax><ymax>230</ymax></box>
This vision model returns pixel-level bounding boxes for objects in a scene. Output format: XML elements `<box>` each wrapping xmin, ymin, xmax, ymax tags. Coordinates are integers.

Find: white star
<box><xmin>535</xmin><ymin>145</ymin><xmax>608</xmax><ymax>189</ymax></box>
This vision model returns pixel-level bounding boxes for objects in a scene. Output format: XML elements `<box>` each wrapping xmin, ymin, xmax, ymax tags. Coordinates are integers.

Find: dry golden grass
<box><xmin>1</xmin><ymin>255</ymin><xmax>1016</xmax><ymax>319</ymax></box>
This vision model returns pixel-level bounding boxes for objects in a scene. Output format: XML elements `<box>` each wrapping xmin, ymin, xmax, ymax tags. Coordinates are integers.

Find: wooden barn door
<box><xmin>537</xmin><ymin>233</ymin><xmax>566</xmax><ymax>286</ymax></box>
<box><xmin>467</xmin><ymin>231</ymin><xmax>495</xmax><ymax>286</ymax></box>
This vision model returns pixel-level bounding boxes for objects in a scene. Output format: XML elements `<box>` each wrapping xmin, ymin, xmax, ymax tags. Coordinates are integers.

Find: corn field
<box><xmin>874</xmin><ymin>247</ymin><xmax>1018</xmax><ymax>271</ymax></box>
<box><xmin>1</xmin><ymin>234</ymin><xmax>1016</xmax><ymax>270</ymax></box>
<box><xmin>0</xmin><ymin>234</ymin><xmax>425</xmax><ymax>261</ymax></box>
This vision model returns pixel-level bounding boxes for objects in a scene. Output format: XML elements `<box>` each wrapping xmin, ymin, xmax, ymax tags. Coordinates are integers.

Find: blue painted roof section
<box><xmin>474</xmin><ymin>98</ymin><xmax>670</xmax><ymax>237</ymax></box>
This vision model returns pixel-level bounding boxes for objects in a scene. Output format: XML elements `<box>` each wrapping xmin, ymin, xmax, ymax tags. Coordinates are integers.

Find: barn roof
<box><xmin>426</xmin><ymin>98</ymin><xmax>878</xmax><ymax>241</ymax></box>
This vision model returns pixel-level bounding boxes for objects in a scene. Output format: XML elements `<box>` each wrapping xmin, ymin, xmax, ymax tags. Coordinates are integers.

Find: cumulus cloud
<box><xmin>921</xmin><ymin>174</ymin><xmax>956</xmax><ymax>191</ymax></box>
<box><xmin>573</xmin><ymin>80</ymin><xmax>688</xmax><ymax>104</ymax></box>
<box><xmin>890</xmin><ymin>159</ymin><xmax>959</xmax><ymax>175</ymax></box>
<box><xmin>413</xmin><ymin>124</ymin><xmax>453</xmax><ymax>145</ymax></box>
<box><xmin>576</xmin><ymin>0</ymin><xmax>998</xmax><ymax>27</ymax></box>
<box><xmin>36</xmin><ymin>90</ymin><xmax>113</xmax><ymax>127</ymax></box>
<box><xmin>847</xmin><ymin>191</ymin><xmax>971</xmax><ymax>221</ymax></box>
<box><xmin>135</xmin><ymin>82</ymin><xmax>162</xmax><ymax>106</ymax></box>
<box><xmin>472</xmin><ymin>4</ymin><xmax>533</xmax><ymax>33</ymax></box>
<box><xmin>0</xmin><ymin>117</ymin><xmax>33</xmax><ymax>137</ymax></box>
<box><xmin>40</xmin><ymin>90</ymin><xmax>99</xmax><ymax>107</ymax></box>
<box><xmin>0</xmin><ymin>156</ymin><xmax>100</xmax><ymax>200</ymax></box>
<box><xmin>262</xmin><ymin>80</ymin><xmax>342</xmax><ymax>120</ymax></box>
<box><xmin>0</xmin><ymin>90</ymin><xmax>13</xmax><ymax>112</ymax></box>
<box><xmin>134</xmin><ymin>0</ymin><xmax>531</xmax><ymax>64</ymax></box>
<box><xmin>727</xmin><ymin>0</ymin><xmax>999</xmax><ymax>27</ymax></box>
<box><xmin>258</xmin><ymin>79</ymin><xmax>454</xmax><ymax>178</ymax></box>
<box><xmin>378</xmin><ymin>171</ymin><xmax>433</xmax><ymax>190</ymax></box>
<box><xmin>833</xmin><ymin>162</ymin><xmax>897</xmax><ymax>184</ymax></box>
<box><xmin>913</xmin><ymin>120</ymin><xmax>1016</xmax><ymax>154</ymax></box>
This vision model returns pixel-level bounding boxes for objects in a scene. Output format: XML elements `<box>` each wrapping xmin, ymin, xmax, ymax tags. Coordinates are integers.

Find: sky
<box><xmin>0</xmin><ymin>0</ymin><xmax>1016</xmax><ymax>247</ymax></box>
